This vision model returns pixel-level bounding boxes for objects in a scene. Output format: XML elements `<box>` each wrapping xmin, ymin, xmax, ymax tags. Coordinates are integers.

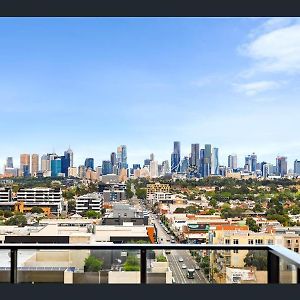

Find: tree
<box><xmin>136</xmin><ymin>188</ymin><xmax>147</xmax><ymax>200</ymax></box>
<box><xmin>0</xmin><ymin>210</ymin><xmax>4</xmax><ymax>216</ymax></box>
<box><xmin>67</xmin><ymin>200</ymin><xmax>76</xmax><ymax>213</ymax></box>
<box><xmin>174</xmin><ymin>207</ymin><xmax>185</xmax><ymax>214</ymax></box>
<box><xmin>244</xmin><ymin>250</ymin><xmax>267</xmax><ymax>270</ymax></box>
<box><xmin>84</xmin><ymin>210</ymin><xmax>100</xmax><ymax>219</ymax></box>
<box><xmin>123</xmin><ymin>254</ymin><xmax>140</xmax><ymax>271</ymax></box>
<box><xmin>3</xmin><ymin>210</ymin><xmax>13</xmax><ymax>218</ymax></box>
<box><xmin>253</xmin><ymin>203</ymin><xmax>263</xmax><ymax>212</ymax></box>
<box><xmin>84</xmin><ymin>255</ymin><xmax>103</xmax><ymax>272</ymax></box>
<box><xmin>246</xmin><ymin>217</ymin><xmax>260</xmax><ymax>232</ymax></box>
<box><xmin>125</xmin><ymin>184</ymin><xmax>134</xmax><ymax>199</ymax></box>
<box><xmin>5</xmin><ymin>215</ymin><xmax>27</xmax><ymax>227</ymax></box>
<box><xmin>31</xmin><ymin>206</ymin><xmax>44</xmax><ymax>214</ymax></box>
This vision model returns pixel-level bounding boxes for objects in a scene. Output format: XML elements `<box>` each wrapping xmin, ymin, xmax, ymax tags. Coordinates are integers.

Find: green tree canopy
<box><xmin>31</xmin><ymin>206</ymin><xmax>44</xmax><ymax>214</ymax></box>
<box><xmin>5</xmin><ymin>215</ymin><xmax>27</xmax><ymax>227</ymax></box>
<box><xmin>136</xmin><ymin>188</ymin><xmax>147</xmax><ymax>200</ymax></box>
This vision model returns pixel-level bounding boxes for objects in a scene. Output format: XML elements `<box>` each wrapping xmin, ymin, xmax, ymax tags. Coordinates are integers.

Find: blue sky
<box><xmin>0</xmin><ymin>17</ymin><xmax>300</xmax><ymax>169</ymax></box>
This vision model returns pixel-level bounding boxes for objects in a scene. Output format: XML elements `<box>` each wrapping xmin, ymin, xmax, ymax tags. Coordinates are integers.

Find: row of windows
<box><xmin>225</xmin><ymin>238</ymin><xmax>274</xmax><ymax>245</ymax></box>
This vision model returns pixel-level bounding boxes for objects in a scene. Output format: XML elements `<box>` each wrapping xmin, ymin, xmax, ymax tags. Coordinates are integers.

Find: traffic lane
<box><xmin>152</xmin><ymin>217</ymin><xmax>208</xmax><ymax>283</ymax></box>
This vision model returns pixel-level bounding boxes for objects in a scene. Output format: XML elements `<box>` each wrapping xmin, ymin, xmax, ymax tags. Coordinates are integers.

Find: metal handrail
<box><xmin>0</xmin><ymin>244</ymin><xmax>299</xmax><ymax>284</ymax></box>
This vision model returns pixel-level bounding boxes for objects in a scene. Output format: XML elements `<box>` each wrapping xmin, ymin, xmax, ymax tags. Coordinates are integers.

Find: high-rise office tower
<box><xmin>199</xmin><ymin>149</ymin><xmax>205</xmax><ymax>177</ymax></box>
<box><xmin>171</xmin><ymin>141</ymin><xmax>181</xmax><ymax>173</ymax></box>
<box><xmin>251</xmin><ymin>153</ymin><xmax>257</xmax><ymax>172</ymax></box>
<box><xmin>263</xmin><ymin>163</ymin><xmax>273</xmax><ymax>178</ymax></box>
<box><xmin>244</xmin><ymin>155</ymin><xmax>251</xmax><ymax>171</ymax></box>
<box><xmin>41</xmin><ymin>154</ymin><xmax>50</xmax><ymax>173</ymax></box>
<box><xmin>6</xmin><ymin>157</ymin><xmax>13</xmax><ymax>168</ymax></box>
<box><xmin>78</xmin><ymin>165</ymin><xmax>86</xmax><ymax>178</ymax></box>
<box><xmin>51</xmin><ymin>158</ymin><xmax>62</xmax><ymax>177</ymax></box>
<box><xmin>102</xmin><ymin>160</ymin><xmax>113</xmax><ymax>175</ymax></box>
<box><xmin>110</xmin><ymin>152</ymin><xmax>117</xmax><ymax>166</ymax></box>
<box><xmin>117</xmin><ymin>145</ymin><xmax>128</xmax><ymax>169</ymax></box>
<box><xmin>161</xmin><ymin>160</ymin><xmax>170</xmax><ymax>175</ymax></box>
<box><xmin>190</xmin><ymin>144</ymin><xmax>200</xmax><ymax>175</ymax></box>
<box><xmin>211</xmin><ymin>147</ymin><xmax>219</xmax><ymax>175</ymax></box>
<box><xmin>20</xmin><ymin>154</ymin><xmax>30</xmax><ymax>176</ymax></box>
<box><xmin>144</xmin><ymin>159</ymin><xmax>150</xmax><ymax>167</ymax></box>
<box><xmin>180</xmin><ymin>156</ymin><xmax>189</xmax><ymax>174</ymax></box>
<box><xmin>203</xmin><ymin>144</ymin><xmax>211</xmax><ymax>177</ymax></box>
<box><xmin>150</xmin><ymin>160</ymin><xmax>159</xmax><ymax>178</ymax></box>
<box><xmin>133</xmin><ymin>164</ymin><xmax>141</xmax><ymax>170</ymax></box>
<box><xmin>150</xmin><ymin>153</ymin><xmax>154</xmax><ymax>161</ymax></box>
<box><xmin>85</xmin><ymin>158</ymin><xmax>94</xmax><ymax>170</ymax></box>
<box><xmin>228</xmin><ymin>154</ymin><xmax>237</xmax><ymax>169</ymax></box>
<box><xmin>294</xmin><ymin>160</ymin><xmax>300</xmax><ymax>175</ymax></box>
<box><xmin>64</xmin><ymin>147</ymin><xmax>73</xmax><ymax>168</ymax></box>
<box><xmin>31</xmin><ymin>154</ymin><xmax>39</xmax><ymax>176</ymax></box>
<box><xmin>276</xmin><ymin>156</ymin><xmax>287</xmax><ymax>176</ymax></box>
<box><xmin>61</xmin><ymin>155</ymin><xmax>70</xmax><ymax>177</ymax></box>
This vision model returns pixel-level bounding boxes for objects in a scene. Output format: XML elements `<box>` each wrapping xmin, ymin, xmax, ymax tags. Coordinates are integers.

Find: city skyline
<box><xmin>0</xmin><ymin>18</ymin><xmax>300</xmax><ymax>166</ymax></box>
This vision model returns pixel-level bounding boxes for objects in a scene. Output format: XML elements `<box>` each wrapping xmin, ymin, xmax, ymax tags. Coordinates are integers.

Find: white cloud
<box><xmin>241</xmin><ymin>22</ymin><xmax>300</xmax><ymax>74</ymax></box>
<box><xmin>233</xmin><ymin>80</ymin><xmax>282</xmax><ymax>96</ymax></box>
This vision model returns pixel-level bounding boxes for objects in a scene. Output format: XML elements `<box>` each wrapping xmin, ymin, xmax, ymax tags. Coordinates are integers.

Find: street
<box><xmin>150</xmin><ymin>213</ymin><xmax>208</xmax><ymax>284</ymax></box>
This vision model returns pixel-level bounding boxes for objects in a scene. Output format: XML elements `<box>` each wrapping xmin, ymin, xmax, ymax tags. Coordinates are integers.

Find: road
<box><xmin>150</xmin><ymin>213</ymin><xmax>208</xmax><ymax>284</ymax></box>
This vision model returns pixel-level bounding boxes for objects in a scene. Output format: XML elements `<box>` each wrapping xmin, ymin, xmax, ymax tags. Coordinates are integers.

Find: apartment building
<box><xmin>0</xmin><ymin>187</ymin><xmax>12</xmax><ymax>202</ymax></box>
<box><xmin>16</xmin><ymin>188</ymin><xmax>63</xmax><ymax>215</ymax></box>
<box><xmin>146</xmin><ymin>182</ymin><xmax>170</xmax><ymax>199</ymax></box>
<box><xmin>75</xmin><ymin>193</ymin><xmax>103</xmax><ymax>214</ymax></box>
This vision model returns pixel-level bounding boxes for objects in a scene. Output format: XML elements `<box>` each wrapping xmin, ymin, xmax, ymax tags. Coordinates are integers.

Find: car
<box><xmin>166</xmin><ymin>239</ymin><xmax>170</xmax><ymax>242</ymax></box>
<box><xmin>195</xmin><ymin>266</ymin><xmax>200</xmax><ymax>270</ymax></box>
<box><xmin>181</xmin><ymin>264</ymin><xmax>187</xmax><ymax>269</ymax></box>
<box><xmin>171</xmin><ymin>240</ymin><xmax>175</xmax><ymax>243</ymax></box>
<box><xmin>178</xmin><ymin>257</ymin><xmax>183</xmax><ymax>262</ymax></box>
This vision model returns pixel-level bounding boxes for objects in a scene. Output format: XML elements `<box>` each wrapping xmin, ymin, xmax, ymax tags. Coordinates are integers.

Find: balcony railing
<box><xmin>0</xmin><ymin>244</ymin><xmax>299</xmax><ymax>284</ymax></box>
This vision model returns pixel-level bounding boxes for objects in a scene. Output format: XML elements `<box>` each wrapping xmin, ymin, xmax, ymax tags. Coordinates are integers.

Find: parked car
<box><xmin>181</xmin><ymin>264</ymin><xmax>187</xmax><ymax>269</ymax></box>
<box><xmin>178</xmin><ymin>257</ymin><xmax>184</xmax><ymax>262</ymax></box>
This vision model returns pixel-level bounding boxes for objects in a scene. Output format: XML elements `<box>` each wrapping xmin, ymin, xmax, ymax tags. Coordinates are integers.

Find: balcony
<box><xmin>0</xmin><ymin>244</ymin><xmax>299</xmax><ymax>284</ymax></box>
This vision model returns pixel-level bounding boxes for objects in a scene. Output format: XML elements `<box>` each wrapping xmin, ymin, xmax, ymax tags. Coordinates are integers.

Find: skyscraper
<box><xmin>244</xmin><ymin>155</ymin><xmax>251</xmax><ymax>171</ymax></box>
<box><xmin>150</xmin><ymin>160</ymin><xmax>159</xmax><ymax>178</ymax></box>
<box><xmin>61</xmin><ymin>155</ymin><xmax>70</xmax><ymax>177</ymax></box>
<box><xmin>294</xmin><ymin>160</ymin><xmax>300</xmax><ymax>175</ymax></box>
<box><xmin>102</xmin><ymin>160</ymin><xmax>113</xmax><ymax>175</ymax></box>
<box><xmin>110</xmin><ymin>152</ymin><xmax>117</xmax><ymax>166</ymax></box>
<box><xmin>161</xmin><ymin>160</ymin><xmax>170</xmax><ymax>175</ymax></box>
<box><xmin>203</xmin><ymin>144</ymin><xmax>212</xmax><ymax>177</ymax></box>
<box><xmin>190</xmin><ymin>143</ymin><xmax>200</xmax><ymax>176</ymax></box>
<box><xmin>117</xmin><ymin>145</ymin><xmax>128</xmax><ymax>169</ymax></box>
<box><xmin>211</xmin><ymin>147</ymin><xmax>219</xmax><ymax>175</ymax></box>
<box><xmin>180</xmin><ymin>156</ymin><xmax>189</xmax><ymax>174</ymax></box>
<box><xmin>41</xmin><ymin>154</ymin><xmax>50</xmax><ymax>173</ymax></box>
<box><xmin>200</xmin><ymin>149</ymin><xmax>205</xmax><ymax>177</ymax></box>
<box><xmin>276</xmin><ymin>156</ymin><xmax>287</xmax><ymax>177</ymax></box>
<box><xmin>171</xmin><ymin>141</ymin><xmax>180</xmax><ymax>173</ymax></box>
<box><xmin>150</xmin><ymin>153</ymin><xmax>154</xmax><ymax>161</ymax></box>
<box><xmin>228</xmin><ymin>154</ymin><xmax>237</xmax><ymax>169</ymax></box>
<box><xmin>51</xmin><ymin>158</ymin><xmax>62</xmax><ymax>177</ymax></box>
<box><xmin>85</xmin><ymin>158</ymin><xmax>94</xmax><ymax>170</ymax></box>
<box><xmin>31</xmin><ymin>154</ymin><xmax>39</xmax><ymax>176</ymax></box>
<box><xmin>64</xmin><ymin>147</ymin><xmax>74</xmax><ymax>168</ymax></box>
<box><xmin>20</xmin><ymin>154</ymin><xmax>30</xmax><ymax>176</ymax></box>
<box><xmin>6</xmin><ymin>157</ymin><xmax>13</xmax><ymax>168</ymax></box>
<box><xmin>251</xmin><ymin>153</ymin><xmax>257</xmax><ymax>172</ymax></box>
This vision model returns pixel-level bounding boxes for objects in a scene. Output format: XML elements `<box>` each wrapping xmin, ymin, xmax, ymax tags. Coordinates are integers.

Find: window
<box><xmin>267</xmin><ymin>239</ymin><xmax>273</xmax><ymax>245</ymax></box>
<box><xmin>287</xmin><ymin>239</ymin><xmax>291</xmax><ymax>244</ymax></box>
<box><xmin>294</xmin><ymin>248</ymin><xmax>299</xmax><ymax>253</ymax></box>
<box><xmin>233</xmin><ymin>239</ymin><xmax>239</xmax><ymax>244</ymax></box>
<box><xmin>248</xmin><ymin>239</ymin><xmax>254</xmax><ymax>244</ymax></box>
<box><xmin>225</xmin><ymin>239</ymin><xmax>230</xmax><ymax>244</ymax></box>
<box><xmin>233</xmin><ymin>249</ymin><xmax>239</xmax><ymax>254</ymax></box>
<box><xmin>255</xmin><ymin>239</ymin><xmax>263</xmax><ymax>245</ymax></box>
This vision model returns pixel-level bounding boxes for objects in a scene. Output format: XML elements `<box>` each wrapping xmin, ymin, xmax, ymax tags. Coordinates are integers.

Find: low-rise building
<box><xmin>75</xmin><ymin>193</ymin><xmax>103</xmax><ymax>214</ymax></box>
